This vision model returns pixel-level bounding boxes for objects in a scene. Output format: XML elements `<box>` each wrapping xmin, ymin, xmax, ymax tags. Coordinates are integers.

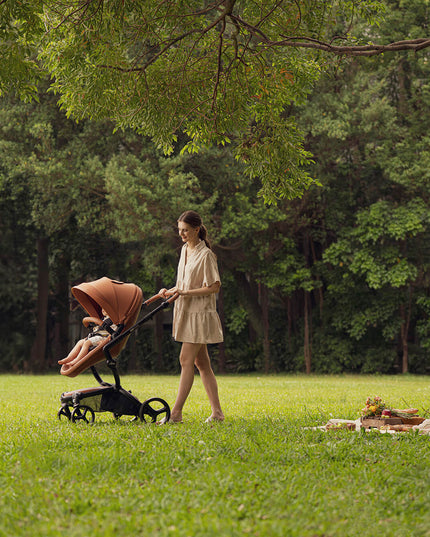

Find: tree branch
<box><xmin>230</xmin><ymin>14</ymin><xmax>430</xmax><ymax>56</ymax></box>
<box><xmin>212</xmin><ymin>1</ymin><xmax>236</xmax><ymax>110</ymax></box>
<box><xmin>98</xmin><ymin>1</ymin><xmax>236</xmax><ymax>74</ymax></box>
<box><xmin>276</xmin><ymin>37</ymin><xmax>430</xmax><ymax>56</ymax></box>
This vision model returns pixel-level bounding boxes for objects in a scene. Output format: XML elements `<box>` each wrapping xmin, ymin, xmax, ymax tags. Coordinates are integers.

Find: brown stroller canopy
<box><xmin>72</xmin><ymin>277</ymin><xmax>142</xmax><ymax>326</ymax></box>
<box><xmin>60</xmin><ymin>277</ymin><xmax>143</xmax><ymax>377</ymax></box>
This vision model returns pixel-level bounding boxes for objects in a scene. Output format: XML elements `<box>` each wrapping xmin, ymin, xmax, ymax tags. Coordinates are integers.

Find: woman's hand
<box><xmin>165</xmin><ymin>282</ymin><xmax>220</xmax><ymax>297</ymax></box>
<box><xmin>165</xmin><ymin>286</ymin><xmax>184</xmax><ymax>296</ymax></box>
<box><xmin>159</xmin><ymin>287</ymin><xmax>185</xmax><ymax>298</ymax></box>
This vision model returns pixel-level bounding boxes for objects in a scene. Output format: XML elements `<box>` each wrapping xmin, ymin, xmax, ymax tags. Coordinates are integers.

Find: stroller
<box><xmin>57</xmin><ymin>277</ymin><xmax>177</xmax><ymax>424</ymax></box>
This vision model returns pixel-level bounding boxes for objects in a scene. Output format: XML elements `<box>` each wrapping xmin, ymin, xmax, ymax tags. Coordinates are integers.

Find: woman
<box><xmin>160</xmin><ymin>210</ymin><xmax>224</xmax><ymax>423</ymax></box>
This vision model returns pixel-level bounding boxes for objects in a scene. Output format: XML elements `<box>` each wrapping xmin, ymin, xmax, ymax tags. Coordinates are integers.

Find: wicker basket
<box><xmin>361</xmin><ymin>417</ymin><xmax>403</xmax><ymax>428</ymax></box>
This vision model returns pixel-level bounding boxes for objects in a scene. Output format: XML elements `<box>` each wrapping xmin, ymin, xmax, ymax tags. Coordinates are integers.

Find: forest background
<box><xmin>2</xmin><ymin>0</ymin><xmax>430</xmax><ymax>376</ymax></box>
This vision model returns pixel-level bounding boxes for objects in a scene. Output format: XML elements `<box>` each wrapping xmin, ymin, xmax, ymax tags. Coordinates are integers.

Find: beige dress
<box><xmin>172</xmin><ymin>241</ymin><xmax>223</xmax><ymax>344</ymax></box>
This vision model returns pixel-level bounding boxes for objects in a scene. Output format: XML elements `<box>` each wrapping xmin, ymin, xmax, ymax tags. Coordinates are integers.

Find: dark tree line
<box><xmin>1</xmin><ymin>1</ymin><xmax>430</xmax><ymax>374</ymax></box>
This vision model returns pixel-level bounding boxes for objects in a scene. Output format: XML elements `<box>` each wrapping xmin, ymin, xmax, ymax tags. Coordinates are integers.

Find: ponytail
<box><xmin>198</xmin><ymin>224</ymin><xmax>211</xmax><ymax>249</ymax></box>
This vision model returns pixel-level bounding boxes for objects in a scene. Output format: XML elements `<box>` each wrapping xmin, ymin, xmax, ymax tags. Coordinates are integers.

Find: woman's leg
<box><xmin>195</xmin><ymin>345</ymin><xmax>224</xmax><ymax>421</ymax></box>
<box><xmin>170</xmin><ymin>342</ymin><xmax>202</xmax><ymax>422</ymax></box>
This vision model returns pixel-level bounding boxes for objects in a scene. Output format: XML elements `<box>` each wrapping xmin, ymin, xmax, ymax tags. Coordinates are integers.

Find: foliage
<box><xmin>293</xmin><ymin>0</ymin><xmax>430</xmax><ymax>373</ymax></box>
<box><xmin>0</xmin><ymin>90</ymin><xmax>151</xmax><ymax>369</ymax></box>
<box><xmin>0</xmin><ymin>0</ymin><xmax>44</xmax><ymax>101</ymax></box>
<box><xmin>4</xmin><ymin>1</ymin><xmax>430</xmax><ymax>374</ymax></box>
<box><xmin>3</xmin><ymin>0</ymin><xmax>429</xmax><ymax>201</ymax></box>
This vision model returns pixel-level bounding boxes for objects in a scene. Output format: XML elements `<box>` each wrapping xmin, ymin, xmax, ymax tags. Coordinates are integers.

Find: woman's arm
<box><xmin>165</xmin><ymin>282</ymin><xmax>220</xmax><ymax>297</ymax></box>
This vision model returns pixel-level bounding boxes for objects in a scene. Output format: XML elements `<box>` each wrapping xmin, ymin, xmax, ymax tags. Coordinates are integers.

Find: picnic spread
<box><xmin>314</xmin><ymin>396</ymin><xmax>430</xmax><ymax>435</ymax></box>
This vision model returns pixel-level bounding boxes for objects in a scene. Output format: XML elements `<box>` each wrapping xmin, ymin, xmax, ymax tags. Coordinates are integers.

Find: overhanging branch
<box><xmin>274</xmin><ymin>37</ymin><xmax>430</xmax><ymax>56</ymax></box>
<box><xmin>230</xmin><ymin>15</ymin><xmax>430</xmax><ymax>56</ymax></box>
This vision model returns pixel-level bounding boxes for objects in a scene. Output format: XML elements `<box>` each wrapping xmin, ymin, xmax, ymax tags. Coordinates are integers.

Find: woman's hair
<box><xmin>178</xmin><ymin>210</ymin><xmax>211</xmax><ymax>249</ymax></box>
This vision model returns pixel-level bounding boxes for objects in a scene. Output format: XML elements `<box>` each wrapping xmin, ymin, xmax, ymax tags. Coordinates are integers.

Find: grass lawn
<box><xmin>0</xmin><ymin>373</ymin><xmax>429</xmax><ymax>537</ymax></box>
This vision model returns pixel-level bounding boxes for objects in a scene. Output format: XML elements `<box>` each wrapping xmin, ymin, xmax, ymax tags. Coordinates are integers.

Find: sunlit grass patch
<box><xmin>0</xmin><ymin>374</ymin><xmax>429</xmax><ymax>537</ymax></box>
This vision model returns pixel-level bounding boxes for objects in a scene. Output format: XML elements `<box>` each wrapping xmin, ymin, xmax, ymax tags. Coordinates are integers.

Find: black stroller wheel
<box><xmin>71</xmin><ymin>405</ymin><xmax>95</xmax><ymax>424</ymax></box>
<box><xmin>139</xmin><ymin>397</ymin><xmax>171</xmax><ymax>423</ymax></box>
<box><xmin>57</xmin><ymin>406</ymin><xmax>72</xmax><ymax>421</ymax></box>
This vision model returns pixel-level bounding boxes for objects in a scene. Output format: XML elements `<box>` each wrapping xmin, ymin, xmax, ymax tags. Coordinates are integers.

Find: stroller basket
<box><xmin>57</xmin><ymin>277</ymin><xmax>177</xmax><ymax>424</ymax></box>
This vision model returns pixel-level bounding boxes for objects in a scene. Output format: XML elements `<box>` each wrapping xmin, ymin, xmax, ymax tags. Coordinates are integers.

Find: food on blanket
<box><xmin>391</xmin><ymin>408</ymin><xmax>419</xmax><ymax>417</ymax></box>
<box><xmin>380</xmin><ymin>424</ymin><xmax>413</xmax><ymax>432</ymax></box>
<box><xmin>388</xmin><ymin>424</ymin><xmax>414</xmax><ymax>432</ymax></box>
<box><xmin>326</xmin><ymin>422</ymin><xmax>356</xmax><ymax>431</ymax></box>
<box><xmin>360</xmin><ymin>397</ymin><xmax>421</xmax><ymax>420</ymax></box>
<box><xmin>399</xmin><ymin>416</ymin><xmax>425</xmax><ymax>425</ymax></box>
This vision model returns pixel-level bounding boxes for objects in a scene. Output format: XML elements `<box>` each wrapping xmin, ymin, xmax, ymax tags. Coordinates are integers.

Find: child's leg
<box><xmin>58</xmin><ymin>339</ymin><xmax>85</xmax><ymax>365</ymax></box>
<box><xmin>72</xmin><ymin>339</ymin><xmax>96</xmax><ymax>363</ymax></box>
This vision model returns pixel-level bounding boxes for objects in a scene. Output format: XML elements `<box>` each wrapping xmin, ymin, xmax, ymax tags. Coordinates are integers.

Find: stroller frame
<box><xmin>58</xmin><ymin>284</ymin><xmax>177</xmax><ymax>425</ymax></box>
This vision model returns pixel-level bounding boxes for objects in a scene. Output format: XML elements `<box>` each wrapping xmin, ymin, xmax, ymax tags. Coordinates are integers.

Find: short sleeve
<box><xmin>202</xmin><ymin>251</ymin><xmax>221</xmax><ymax>287</ymax></box>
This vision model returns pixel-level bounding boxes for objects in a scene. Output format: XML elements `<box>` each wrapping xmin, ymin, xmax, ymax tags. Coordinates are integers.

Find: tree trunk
<box><xmin>310</xmin><ymin>237</ymin><xmax>323</xmax><ymax>318</ymax></box>
<box><xmin>29</xmin><ymin>237</ymin><xmax>49</xmax><ymax>372</ymax></box>
<box><xmin>286</xmin><ymin>296</ymin><xmax>292</xmax><ymax>353</ymax></box>
<box><xmin>52</xmin><ymin>251</ymin><xmax>70</xmax><ymax>367</ymax></box>
<box><xmin>303</xmin><ymin>233</ymin><xmax>312</xmax><ymax>374</ymax></box>
<box><xmin>304</xmin><ymin>290</ymin><xmax>311</xmax><ymax>374</ymax></box>
<box><xmin>399</xmin><ymin>295</ymin><xmax>411</xmax><ymax>374</ymax></box>
<box><xmin>232</xmin><ymin>271</ymin><xmax>263</xmax><ymax>338</ymax></box>
<box><xmin>260</xmin><ymin>283</ymin><xmax>271</xmax><ymax>373</ymax></box>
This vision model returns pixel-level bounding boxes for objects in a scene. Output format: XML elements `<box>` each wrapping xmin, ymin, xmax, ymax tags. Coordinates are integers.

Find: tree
<box><xmin>0</xmin><ymin>88</ymin><xmax>138</xmax><ymax>370</ymax></box>
<box><xmin>324</xmin><ymin>199</ymin><xmax>430</xmax><ymax>373</ymax></box>
<box><xmin>296</xmin><ymin>0</ymin><xmax>430</xmax><ymax>374</ymax></box>
<box><xmin>0</xmin><ymin>176</ymin><xmax>37</xmax><ymax>370</ymax></box>
<box><xmin>2</xmin><ymin>1</ymin><xmax>430</xmax><ymax>202</ymax></box>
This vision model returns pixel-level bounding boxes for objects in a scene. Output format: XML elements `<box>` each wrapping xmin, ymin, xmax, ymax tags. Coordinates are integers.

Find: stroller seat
<box><xmin>60</xmin><ymin>277</ymin><xmax>143</xmax><ymax>378</ymax></box>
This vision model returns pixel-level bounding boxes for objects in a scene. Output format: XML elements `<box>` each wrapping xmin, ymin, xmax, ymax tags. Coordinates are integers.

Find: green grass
<box><xmin>1</xmin><ymin>373</ymin><xmax>430</xmax><ymax>537</ymax></box>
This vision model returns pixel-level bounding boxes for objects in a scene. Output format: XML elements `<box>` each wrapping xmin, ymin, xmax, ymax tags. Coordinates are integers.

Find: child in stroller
<box><xmin>58</xmin><ymin>309</ymin><xmax>117</xmax><ymax>369</ymax></box>
<box><xmin>57</xmin><ymin>277</ymin><xmax>177</xmax><ymax>424</ymax></box>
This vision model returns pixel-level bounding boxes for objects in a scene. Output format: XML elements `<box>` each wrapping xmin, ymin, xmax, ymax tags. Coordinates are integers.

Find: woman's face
<box><xmin>178</xmin><ymin>221</ymin><xmax>199</xmax><ymax>244</ymax></box>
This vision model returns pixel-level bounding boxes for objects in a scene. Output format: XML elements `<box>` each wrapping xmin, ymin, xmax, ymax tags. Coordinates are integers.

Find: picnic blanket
<box><xmin>312</xmin><ymin>418</ymin><xmax>430</xmax><ymax>435</ymax></box>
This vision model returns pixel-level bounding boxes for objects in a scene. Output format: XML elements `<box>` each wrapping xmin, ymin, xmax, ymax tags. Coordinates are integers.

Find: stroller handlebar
<box><xmin>165</xmin><ymin>291</ymin><xmax>180</xmax><ymax>304</ymax></box>
<box><xmin>144</xmin><ymin>291</ymin><xmax>179</xmax><ymax>306</ymax></box>
<box><xmin>143</xmin><ymin>293</ymin><xmax>163</xmax><ymax>306</ymax></box>
<box><xmin>103</xmin><ymin>289</ymin><xmax>179</xmax><ymax>368</ymax></box>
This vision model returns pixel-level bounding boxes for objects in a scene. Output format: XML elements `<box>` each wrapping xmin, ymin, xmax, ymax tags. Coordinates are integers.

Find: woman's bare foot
<box><xmin>157</xmin><ymin>416</ymin><xmax>183</xmax><ymax>425</ymax></box>
<box><xmin>205</xmin><ymin>413</ymin><xmax>224</xmax><ymax>423</ymax></box>
<box><xmin>169</xmin><ymin>411</ymin><xmax>183</xmax><ymax>423</ymax></box>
